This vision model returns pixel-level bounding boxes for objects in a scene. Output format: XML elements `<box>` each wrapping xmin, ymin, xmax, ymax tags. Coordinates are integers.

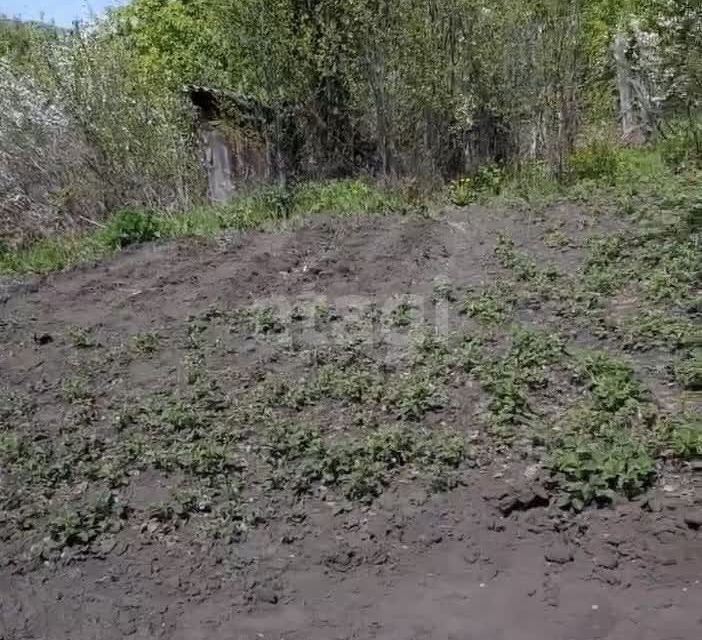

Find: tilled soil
<box><xmin>1</xmin><ymin>204</ymin><xmax>700</xmax><ymax>639</ymax></box>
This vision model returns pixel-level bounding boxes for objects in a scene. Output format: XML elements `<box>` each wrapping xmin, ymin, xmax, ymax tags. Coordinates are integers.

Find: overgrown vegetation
<box><xmin>2</xmin><ymin>1</ymin><xmax>702</xmax><ymax>248</ymax></box>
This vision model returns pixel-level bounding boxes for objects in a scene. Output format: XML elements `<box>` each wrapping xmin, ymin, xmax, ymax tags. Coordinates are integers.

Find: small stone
<box><xmin>545</xmin><ymin>544</ymin><xmax>574</xmax><ymax>564</ymax></box>
<box><xmin>683</xmin><ymin>510</ymin><xmax>702</xmax><ymax>530</ymax></box>
<box><xmin>689</xmin><ymin>459</ymin><xmax>702</xmax><ymax>473</ymax></box>
<box><xmin>34</xmin><ymin>333</ymin><xmax>53</xmax><ymax>345</ymax></box>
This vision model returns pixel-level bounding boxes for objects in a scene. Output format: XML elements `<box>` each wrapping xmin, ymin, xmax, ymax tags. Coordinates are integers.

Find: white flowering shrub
<box><xmin>0</xmin><ymin>27</ymin><xmax>204</xmax><ymax>246</ymax></box>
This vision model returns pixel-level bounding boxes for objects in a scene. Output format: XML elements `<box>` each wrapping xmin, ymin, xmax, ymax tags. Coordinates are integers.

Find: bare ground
<box><xmin>1</xmin><ymin>203</ymin><xmax>700</xmax><ymax>639</ymax></box>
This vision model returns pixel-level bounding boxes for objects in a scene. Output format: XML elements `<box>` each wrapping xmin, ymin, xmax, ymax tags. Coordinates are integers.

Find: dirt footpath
<box><xmin>1</xmin><ymin>206</ymin><xmax>700</xmax><ymax>639</ymax></box>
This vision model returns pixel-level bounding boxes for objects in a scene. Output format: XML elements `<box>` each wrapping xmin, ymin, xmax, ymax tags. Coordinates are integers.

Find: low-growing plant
<box><xmin>130</xmin><ymin>331</ymin><xmax>161</xmax><ymax>355</ymax></box>
<box><xmin>617</xmin><ymin>310</ymin><xmax>696</xmax><ymax>351</ymax></box>
<box><xmin>68</xmin><ymin>326</ymin><xmax>98</xmax><ymax>349</ymax></box>
<box><xmin>448</xmin><ymin>177</ymin><xmax>479</xmax><ymax>206</ymax></box>
<box><xmin>432</xmin><ymin>281</ymin><xmax>456</xmax><ymax>303</ymax></box>
<box><xmin>462</xmin><ymin>282</ymin><xmax>516</xmax><ymax>324</ymax></box>
<box><xmin>550</xmin><ymin>426</ymin><xmax>656</xmax><ymax>508</ymax></box>
<box><xmin>668</xmin><ymin>417</ymin><xmax>702</xmax><ymax>459</ymax></box>
<box><xmin>675</xmin><ymin>348</ymin><xmax>702</xmax><ymax>390</ymax></box>
<box><xmin>101</xmin><ymin>209</ymin><xmax>161</xmax><ymax>249</ymax></box>
<box><xmin>575</xmin><ymin>352</ymin><xmax>642</xmax><ymax>413</ymax></box>
<box><xmin>475</xmin><ymin>328</ymin><xmax>565</xmax><ymax>435</ymax></box>
<box><xmin>388</xmin><ymin>298</ymin><xmax>418</xmax><ymax>328</ymax></box>
<box><xmin>656</xmin><ymin>413</ymin><xmax>702</xmax><ymax>459</ymax></box>
<box><xmin>385</xmin><ymin>373</ymin><xmax>446</xmax><ymax>421</ymax></box>
<box><xmin>543</xmin><ymin>229</ymin><xmax>571</xmax><ymax>249</ymax></box>
<box><xmin>262</xmin><ymin>421</ymin><xmax>465</xmax><ymax>501</ymax></box>
<box><xmin>253</xmin><ymin>306</ymin><xmax>286</xmax><ymax>335</ymax></box>
<box><xmin>47</xmin><ymin>491</ymin><xmax>126</xmax><ymax>549</ymax></box>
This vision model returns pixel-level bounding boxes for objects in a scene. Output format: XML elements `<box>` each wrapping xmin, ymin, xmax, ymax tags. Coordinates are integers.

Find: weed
<box><xmin>546</xmin><ymin>349</ymin><xmax>663</xmax><ymax>507</ymax></box>
<box><xmin>389</xmin><ymin>298</ymin><xmax>418</xmax><ymax>328</ymax></box>
<box><xmin>102</xmin><ymin>209</ymin><xmax>160</xmax><ymax>249</ymax></box>
<box><xmin>130</xmin><ymin>331</ymin><xmax>161</xmax><ymax>355</ymax></box>
<box><xmin>641</xmin><ymin>239</ymin><xmax>701</xmax><ymax>305</ymax></box>
<box><xmin>550</xmin><ymin>425</ymin><xmax>656</xmax><ymax>508</ymax></box>
<box><xmin>453</xmin><ymin>336</ymin><xmax>485</xmax><ymax>373</ymax></box>
<box><xmin>385</xmin><ymin>373</ymin><xmax>446</xmax><ymax>421</ymax></box>
<box><xmin>292</xmin><ymin>179</ymin><xmax>407</xmax><ymax>216</ymax></box>
<box><xmin>47</xmin><ymin>491</ymin><xmax>126</xmax><ymax>549</ymax></box>
<box><xmin>262</xmin><ymin>421</ymin><xmax>465</xmax><ymax>501</ymax></box>
<box><xmin>575</xmin><ymin>352</ymin><xmax>642</xmax><ymax>413</ymax></box>
<box><xmin>314</xmin><ymin>365</ymin><xmax>385</xmax><ymax>405</ymax></box>
<box><xmin>675</xmin><ymin>348</ymin><xmax>702</xmax><ymax>390</ymax></box>
<box><xmin>62</xmin><ymin>376</ymin><xmax>95</xmax><ymax>405</ymax></box>
<box><xmin>462</xmin><ymin>282</ymin><xmax>515</xmax><ymax>324</ymax></box>
<box><xmin>411</xmin><ymin>330</ymin><xmax>451</xmax><ymax>370</ymax></box>
<box><xmin>617</xmin><ymin>310</ymin><xmax>697</xmax><ymax>351</ymax></box>
<box><xmin>432</xmin><ymin>281</ymin><xmax>456</xmax><ymax>303</ymax></box>
<box><xmin>543</xmin><ymin>229</ymin><xmax>571</xmax><ymax>249</ymax></box>
<box><xmin>476</xmin><ymin>328</ymin><xmax>565</xmax><ymax>435</ymax></box>
<box><xmin>449</xmin><ymin>177</ymin><xmax>478</xmax><ymax>206</ymax></box>
<box><xmin>494</xmin><ymin>236</ymin><xmax>562</xmax><ymax>293</ymax></box>
<box><xmin>668</xmin><ymin>417</ymin><xmax>702</xmax><ymax>458</ymax></box>
<box><xmin>254</xmin><ymin>306</ymin><xmax>285</xmax><ymax>335</ymax></box>
<box><xmin>68</xmin><ymin>327</ymin><xmax>98</xmax><ymax>349</ymax></box>
<box><xmin>582</xmin><ymin>234</ymin><xmax>632</xmax><ymax>294</ymax></box>
<box><xmin>0</xmin><ymin>181</ymin><xmax>415</xmax><ymax>275</ymax></box>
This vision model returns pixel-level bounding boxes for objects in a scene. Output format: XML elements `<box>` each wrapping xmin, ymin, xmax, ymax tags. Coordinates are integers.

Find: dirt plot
<box><xmin>1</xmin><ymin>202</ymin><xmax>701</xmax><ymax>639</ymax></box>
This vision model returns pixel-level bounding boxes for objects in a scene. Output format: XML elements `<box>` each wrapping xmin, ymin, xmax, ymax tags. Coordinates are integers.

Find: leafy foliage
<box><xmin>103</xmin><ymin>209</ymin><xmax>161</xmax><ymax>249</ymax></box>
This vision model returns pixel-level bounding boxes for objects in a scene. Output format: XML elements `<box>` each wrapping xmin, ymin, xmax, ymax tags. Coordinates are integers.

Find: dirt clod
<box><xmin>497</xmin><ymin>484</ymin><xmax>551</xmax><ymax>516</ymax></box>
<box><xmin>592</xmin><ymin>548</ymin><xmax>619</xmax><ymax>570</ymax></box>
<box><xmin>683</xmin><ymin>510</ymin><xmax>702</xmax><ymax>530</ymax></box>
<box><xmin>545</xmin><ymin>543</ymin><xmax>574</xmax><ymax>565</ymax></box>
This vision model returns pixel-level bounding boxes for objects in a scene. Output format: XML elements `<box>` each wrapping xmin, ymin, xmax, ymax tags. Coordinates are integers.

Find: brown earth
<box><xmin>1</xmin><ymin>205</ymin><xmax>700</xmax><ymax>639</ymax></box>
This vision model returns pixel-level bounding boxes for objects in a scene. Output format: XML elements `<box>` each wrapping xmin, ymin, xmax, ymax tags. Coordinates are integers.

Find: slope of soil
<box><xmin>1</xmin><ymin>201</ymin><xmax>700</xmax><ymax>639</ymax></box>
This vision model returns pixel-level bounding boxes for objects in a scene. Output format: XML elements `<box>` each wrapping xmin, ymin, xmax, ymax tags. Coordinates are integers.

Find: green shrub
<box><xmin>102</xmin><ymin>209</ymin><xmax>161</xmax><ymax>249</ymax></box>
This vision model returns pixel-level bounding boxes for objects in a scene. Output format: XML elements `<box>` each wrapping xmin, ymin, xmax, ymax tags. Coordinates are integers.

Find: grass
<box><xmin>0</xmin><ymin>180</ymin><xmax>417</xmax><ymax>275</ymax></box>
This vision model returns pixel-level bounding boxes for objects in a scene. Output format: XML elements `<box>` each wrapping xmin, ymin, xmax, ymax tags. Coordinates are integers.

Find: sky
<box><xmin>0</xmin><ymin>1</ymin><xmax>125</xmax><ymax>26</ymax></box>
